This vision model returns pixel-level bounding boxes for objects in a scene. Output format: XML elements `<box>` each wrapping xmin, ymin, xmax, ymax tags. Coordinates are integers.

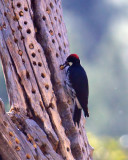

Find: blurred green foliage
<box><xmin>88</xmin><ymin>132</ymin><xmax>128</xmax><ymax>160</ymax></box>
<box><xmin>0</xmin><ymin>64</ymin><xmax>9</xmax><ymax>111</ymax></box>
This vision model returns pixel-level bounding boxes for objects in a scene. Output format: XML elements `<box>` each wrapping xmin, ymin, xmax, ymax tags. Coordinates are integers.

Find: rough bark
<box><xmin>0</xmin><ymin>0</ymin><xmax>93</xmax><ymax>160</ymax></box>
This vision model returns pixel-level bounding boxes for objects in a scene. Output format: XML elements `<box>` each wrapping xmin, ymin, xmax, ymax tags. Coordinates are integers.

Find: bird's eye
<box><xmin>69</xmin><ymin>62</ymin><xmax>73</xmax><ymax>66</ymax></box>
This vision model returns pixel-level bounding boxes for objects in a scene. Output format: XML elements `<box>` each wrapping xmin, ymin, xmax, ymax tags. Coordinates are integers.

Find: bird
<box><xmin>60</xmin><ymin>54</ymin><xmax>89</xmax><ymax>126</ymax></box>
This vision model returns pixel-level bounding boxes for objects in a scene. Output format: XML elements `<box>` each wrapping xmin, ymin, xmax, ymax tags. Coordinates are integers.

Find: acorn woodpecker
<box><xmin>60</xmin><ymin>54</ymin><xmax>89</xmax><ymax>126</ymax></box>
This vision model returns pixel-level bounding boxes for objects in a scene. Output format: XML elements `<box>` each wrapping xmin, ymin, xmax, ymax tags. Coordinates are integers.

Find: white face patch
<box><xmin>69</xmin><ymin>62</ymin><xmax>73</xmax><ymax>66</ymax></box>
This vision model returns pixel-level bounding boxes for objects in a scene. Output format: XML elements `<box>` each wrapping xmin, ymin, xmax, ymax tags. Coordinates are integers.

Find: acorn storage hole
<box><xmin>19</xmin><ymin>11</ymin><xmax>24</xmax><ymax>16</ymax></box>
<box><xmin>32</xmin><ymin>88</ymin><xmax>36</xmax><ymax>94</ymax></box>
<box><xmin>22</xmin><ymin>59</ymin><xmax>25</xmax><ymax>64</ymax></box>
<box><xmin>24</xmin><ymin>7</ymin><xmax>28</xmax><ymax>11</ymax></box>
<box><xmin>29</xmin><ymin>43</ymin><xmax>34</xmax><ymax>49</ymax></box>
<box><xmin>50</xmin><ymin>2</ymin><xmax>54</xmax><ymax>9</ymax></box>
<box><xmin>27</xmin><ymin>29</ymin><xmax>31</xmax><ymax>34</ymax></box>
<box><xmin>4</xmin><ymin>12</ymin><xmax>7</xmax><ymax>16</ymax></box>
<box><xmin>38</xmin><ymin>49</ymin><xmax>41</xmax><ymax>53</ymax></box>
<box><xmin>18</xmin><ymin>50</ymin><xmax>23</xmax><ymax>56</ymax></box>
<box><xmin>58</xmin><ymin>33</ymin><xmax>61</xmax><ymax>38</ymax></box>
<box><xmin>24</xmin><ymin>21</ymin><xmax>27</xmax><ymax>25</ymax></box>
<box><xmin>59</xmin><ymin>46</ymin><xmax>62</xmax><ymax>51</ymax></box>
<box><xmin>38</xmin><ymin>62</ymin><xmax>42</xmax><ymax>67</ymax></box>
<box><xmin>31</xmin><ymin>53</ymin><xmax>36</xmax><ymax>58</ymax></box>
<box><xmin>54</xmin><ymin>17</ymin><xmax>57</xmax><ymax>21</ymax></box>
<box><xmin>41</xmin><ymin>73</ymin><xmax>46</xmax><ymax>78</ymax></box>
<box><xmin>45</xmin><ymin>84</ymin><xmax>49</xmax><ymax>90</ymax></box>
<box><xmin>26</xmin><ymin>71</ymin><xmax>30</xmax><ymax>79</ymax></box>
<box><xmin>33</xmin><ymin>61</ymin><xmax>37</xmax><ymax>66</ymax></box>
<box><xmin>42</xmin><ymin>16</ymin><xmax>46</xmax><ymax>21</ymax></box>
<box><xmin>56</xmin><ymin>53</ymin><xmax>59</xmax><ymax>58</ymax></box>
<box><xmin>46</xmin><ymin>7</ymin><xmax>51</xmax><ymax>14</ymax></box>
<box><xmin>67</xmin><ymin>147</ymin><xmax>70</xmax><ymax>152</ymax></box>
<box><xmin>14</xmin><ymin>38</ymin><xmax>18</xmax><ymax>43</ymax></box>
<box><xmin>17</xmin><ymin>2</ymin><xmax>21</xmax><ymax>8</ymax></box>
<box><xmin>49</xmin><ymin>30</ymin><xmax>54</xmax><ymax>36</ymax></box>
<box><xmin>52</xmin><ymin>39</ymin><xmax>55</xmax><ymax>43</ymax></box>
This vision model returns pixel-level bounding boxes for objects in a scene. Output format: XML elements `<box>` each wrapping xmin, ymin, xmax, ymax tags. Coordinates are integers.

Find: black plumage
<box><xmin>60</xmin><ymin>54</ymin><xmax>89</xmax><ymax>126</ymax></box>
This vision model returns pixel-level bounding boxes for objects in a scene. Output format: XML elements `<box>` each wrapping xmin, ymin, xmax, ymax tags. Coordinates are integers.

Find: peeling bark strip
<box><xmin>0</xmin><ymin>0</ymin><xmax>93</xmax><ymax>160</ymax></box>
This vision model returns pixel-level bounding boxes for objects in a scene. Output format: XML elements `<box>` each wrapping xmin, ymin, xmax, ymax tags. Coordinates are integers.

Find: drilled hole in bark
<box><xmin>56</xmin><ymin>9</ymin><xmax>58</xmax><ymax>14</ymax></box>
<box><xmin>21</xmin><ymin>36</ymin><xmax>25</xmax><ymax>40</ymax></box>
<box><xmin>79</xmin><ymin>130</ymin><xmax>81</xmax><ymax>135</ymax></box>
<box><xmin>3</xmin><ymin>121</ymin><xmax>8</xmax><ymax>127</ymax></box>
<box><xmin>85</xmin><ymin>142</ymin><xmax>87</xmax><ymax>147</ymax></box>
<box><xmin>17</xmin><ymin>25</ymin><xmax>22</xmax><ymax>30</ymax></box>
<box><xmin>38</xmin><ymin>62</ymin><xmax>42</xmax><ymax>67</ymax></box>
<box><xmin>4</xmin><ymin>12</ymin><xmax>7</xmax><ymax>16</ymax></box>
<box><xmin>26</xmin><ymin>154</ymin><xmax>31</xmax><ymax>159</ymax></box>
<box><xmin>38</xmin><ymin>49</ymin><xmax>41</xmax><ymax>53</ymax></box>
<box><xmin>54</xmin><ymin>17</ymin><xmax>57</xmax><ymax>21</ymax></box>
<box><xmin>51</xmin><ymin>22</ymin><xmax>53</xmax><ymax>25</ymax></box>
<box><xmin>63</xmin><ymin>50</ymin><xmax>66</xmax><ymax>54</ymax></box>
<box><xmin>17</xmin><ymin>2</ymin><xmax>21</xmax><ymax>8</ymax></box>
<box><xmin>29</xmin><ymin>43</ymin><xmax>34</xmax><ymax>49</ymax></box>
<box><xmin>24</xmin><ymin>21</ymin><xmax>27</xmax><ymax>25</ymax></box>
<box><xmin>22</xmin><ymin>59</ymin><xmax>25</xmax><ymax>64</ymax></box>
<box><xmin>45</xmin><ymin>84</ymin><xmax>49</xmax><ymax>90</ymax></box>
<box><xmin>52</xmin><ymin>39</ymin><xmax>55</xmax><ymax>43</ymax></box>
<box><xmin>54</xmin><ymin>0</ymin><xmax>57</xmax><ymax>3</ymax></box>
<box><xmin>41</xmin><ymin>73</ymin><xmax>46</xmax><ymax>78</ymax></box>
<box><xmin>3</xmin><ymin>23</ymin><xmax>6</xmax><ymax>29</ymax></box>
<box><xmin>27</xmin><ymin>29</ymin><xmax>31</xmax><ymax>34</ymax></box>
<box><xmin>59</xmin><ymin>19</ymin><xmax>61</xmax><ymax>24</ymax></box>
<box><xmin>59</xmin><ymin>46</ymin><xmax>62</xmax><ymax>51</ymax></box>
<box><xmin>14</xmin><ymin>38</ymin><xmax>18</xmax><ymax>43</ymax></box>
<box><xmin>13</xmin><ymin>14</ymin><xmax>19</xmax><ymax>21</ymax></box>
<box><xmin>46</xmin><ymin>7</ymin><xmax>51</xmax><ymax>14</ymax></box>
<box><xmin>35</xmin><ymin>138</ymin><xmax>38</xmax><ymax>142</ymax></box>
<box><xmin>19</xmin><ymin>11</ymin><xmax>24</xmax><ymax>16</ymax></box>
<box><xmin>31</xmin><ymin>53</ymin><xmax>36</xmax><ymax>58</ymax></box>
<box><xmin>18</xmin><ymin>50</ymin><xmax>23</xmax><ymax>56</ymax></box>
<box><xmin>42</xmin><ymin>16</ymin><xmax>46</xmax><ymax>21</ymax></box>
<box><xmin>82</xmin><ymin>148</ymin><xmax>85</xmax><ymax>153</ymax></box>
<box><xmin>58</xmin><ymin>33</ymin><xmax>61</xmax><ymax>38</ymax></box>
<box><xmin>33</xmin><ymin>61</ymin><xmax>36</xmax><ymax>66</ymax></box>
<box><xmin>67</xmin><ymin>147</ymin><xmax>70</xmax><ymax>152</ymax></box>
<box><xmin>24</xmin><ymin>7</ymin><xmax>28</xmax><ymax>11</ymax></box>
<box><xmin>32</xmin><ymin>88</ymin><xmax>36</xmax><ymax>94</ymax></box>
<box><xmin>49</xmin><ymin>30</ymin><xmax>53</xmax><ymax>36</ymax></box>
<box><xmin>50</xmin><ymin>2</ymin><xmax>54</xmax><ymax>9</ymax></box>
<box><xmin>64</xmin><ymin>42</ymin><xmax>66</xmax><ymax>47</ymax></box>
<box><xmin>56</xmin><ymin>53</ymin><xmax>59</xmax><ymax>58</ymax></box>
<box><xmin>26</xmin><ymin>71</ymin><xmax>30</xmax><ymax>79</ymax></box>
<box><xmin>40</xmin><ymin>144</ymin><xmax>47</xmax><ymax>154</ymax></box>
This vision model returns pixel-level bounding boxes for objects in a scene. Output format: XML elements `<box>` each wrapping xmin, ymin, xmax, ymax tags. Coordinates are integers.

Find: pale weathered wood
<box><xmin>0</xmin><ymin>0</ymin><xmax>93</xmax><ymax>159</ymax></box>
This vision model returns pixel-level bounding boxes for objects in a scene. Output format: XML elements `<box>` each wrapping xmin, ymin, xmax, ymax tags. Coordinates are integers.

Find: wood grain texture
<box><xmin>0</xmin><ymin>0</ymin><xmax>93</xmax><ymax>159</ymax></box>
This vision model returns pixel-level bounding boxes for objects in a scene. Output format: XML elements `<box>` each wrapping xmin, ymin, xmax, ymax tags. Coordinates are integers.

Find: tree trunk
<box><xmin>0</xmin><ymin>0</ymin><xmax>93</xmax><ymax>159</ymax></box>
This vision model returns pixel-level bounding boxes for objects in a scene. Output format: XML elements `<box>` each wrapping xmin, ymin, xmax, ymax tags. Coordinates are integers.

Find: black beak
<box><xmin>60</xmin><ymin>61</ymin><xmax>69</xmax><ymax>70</ymax></box>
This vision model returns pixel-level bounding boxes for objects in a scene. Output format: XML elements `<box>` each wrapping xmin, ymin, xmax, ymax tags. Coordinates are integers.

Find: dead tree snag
<box><xmin>0</xmin><ymin>0</ymin><xmax>93</xmax><ymax>159</ymax></box>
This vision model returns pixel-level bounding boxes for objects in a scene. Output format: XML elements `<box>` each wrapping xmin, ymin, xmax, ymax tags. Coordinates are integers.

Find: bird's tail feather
<box><xmin>73</xmin><ymin>105</ymin><xmax>81</xmax><ymax>127</ymax></box>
